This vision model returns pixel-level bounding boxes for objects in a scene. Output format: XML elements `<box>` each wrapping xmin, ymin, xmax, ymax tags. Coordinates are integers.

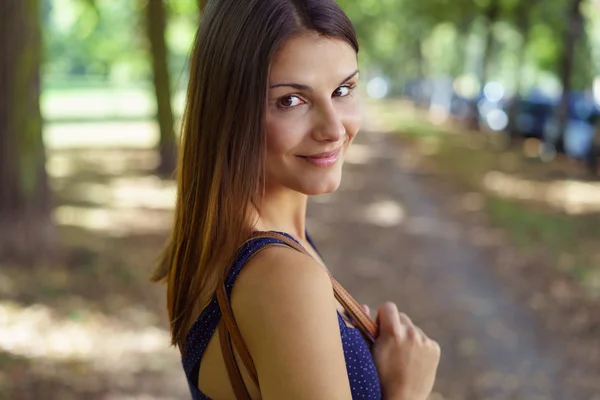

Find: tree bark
<box><xmin>451</xmin><ymin>25</ymin><xmax>469</xmax><ymax>79</ymax></box>
<box><xmin>555</xmin><ymin>0</ymin><xmax>585</xmax><ymax>152</ymax></box>
<box><xmin>146</xmin><ymin>0</ymin><xmax>177</xmax><ymax>177</ymax></box>
<box><xmin>0</xmin><ymin>0</ymin><xmax>57</xmax><ymax>263</ymax></box>
<box><xmin>508</xmin><ymin>3</ymin><xmax>534</xmax><ymax>138</ymax></box>
<box><xmin>479</xmin><ymin>0</ymin><xmax>501</xmax><ymax>85</ymax></box>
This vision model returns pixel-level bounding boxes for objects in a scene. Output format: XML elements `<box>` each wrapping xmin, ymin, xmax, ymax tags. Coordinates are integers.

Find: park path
<box><xmin>22</xmin><ymin>123</ymin><xmax>599</xmax><ymax>399</ymax></box>
<box><xmin>307</xmin><ymin>130</ymin><xmax>600</xmax><ymax>400</ymax></box>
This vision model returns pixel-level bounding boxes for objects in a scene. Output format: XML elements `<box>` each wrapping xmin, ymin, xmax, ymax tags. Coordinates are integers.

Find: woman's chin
<box><xmin>301</xmin><ymin>176</ymin><xmax>342</xmax><ymax>196</ymax></box>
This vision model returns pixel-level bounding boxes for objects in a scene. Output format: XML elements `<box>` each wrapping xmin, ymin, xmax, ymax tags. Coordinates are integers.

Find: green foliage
<box><xmin>338</xmin><ymin>0</ymin><xmax>598</xmax><ymax>92</ymax></box>
<box><xmin>43</xmin><ymin>0</ymin><xmax>197</xmax><ymax>92</ymax></box>
<box><xmin>42</xmin><ymin>0</ymin><xmax>599</xmax><ymax>95</ymax></box>
<box><xmin>44</xmin><ymin>0</ymin><xmax>147</xmax><ymax>81</ymax></box>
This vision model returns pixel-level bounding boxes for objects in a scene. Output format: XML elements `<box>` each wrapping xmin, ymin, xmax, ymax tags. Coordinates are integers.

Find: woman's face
<box><xmin>265</xmin><ymin>31</ymin><xmax>361</xmax><ymax>196</ymax></box>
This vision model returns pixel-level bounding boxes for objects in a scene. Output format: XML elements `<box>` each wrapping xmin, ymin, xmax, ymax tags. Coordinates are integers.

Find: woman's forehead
<box><xmin>269</xmin><ymin>32</ymin><xmax>358</xmax><ymax>84</ymax></box>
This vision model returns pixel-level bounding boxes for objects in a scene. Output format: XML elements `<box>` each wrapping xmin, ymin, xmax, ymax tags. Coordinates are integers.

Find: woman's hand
<box><xmin>369</xmin><ymin>302</ymin><xmax>440</xmax><ymax>400</ymax></box>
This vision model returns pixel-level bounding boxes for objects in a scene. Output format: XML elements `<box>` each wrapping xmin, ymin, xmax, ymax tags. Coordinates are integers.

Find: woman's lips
<box><xmin>298</xmin><ymin>147</ymin><xmax>342</xmax><ymax>167</ymax></box>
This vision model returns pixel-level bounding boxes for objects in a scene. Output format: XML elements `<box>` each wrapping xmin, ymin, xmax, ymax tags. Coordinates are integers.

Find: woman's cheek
<box><xmin>265</xmin><ymin>115</ymin><xmax>286</xmax><ymax>150</ymax></box>
<box><xmin>266</xmin><ymin>119</ymin><xmax>303</xmax><ymax>154</ymax></box>
<box><xmin>342</xmin><ymin>104</ymin><xmax>362</xmax><ymax>138</ymax></box>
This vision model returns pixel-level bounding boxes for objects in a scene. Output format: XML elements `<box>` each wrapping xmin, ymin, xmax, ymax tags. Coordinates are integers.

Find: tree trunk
<box><xmin>0</xmin><ymin>0</ymin><xmax>56</xmax><ymax>263</ymax></box>
<box><xmin>451</xmin><ymin>30</ymin><xmax>468</xmax><ymax>79</ymax></box>
<box><xmin>508</xmin><ymin>4</ymin><xmax>533</xmax><ymax>138</ymax></box>
<box><xmin>555</xmin><ymin>0</ymin><xmax>584</xmax><ymax>152</ymax></box>
<box><xmin>146</xmin><ymin>0</ymin><xmax>177</xmax><ymax>177</ymax></box>
<box><xmin>479</xmin><ymin>0</ymin><xmax>501</xmax><ymax>85</ymax></box>
<box><xmin>198</xmin><ymin>0</ymin><xmax>208</xmax><ymax>12</ymax></box>
<box><xmin>414</xmin><ymin>39</ymin><xmax>424</xmax><ymax>80</ymax></box>
<box><xmin>413</xmin><ymin>39</ymin><xmax>429</xmax><ymax>108</ymax></box>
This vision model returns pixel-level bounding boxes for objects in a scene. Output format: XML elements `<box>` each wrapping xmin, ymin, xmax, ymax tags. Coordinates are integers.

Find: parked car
<box><xmin>511</xmin><ymin>94</ymin><xmax>555</xmax><ymax>139</ymax></box>
<box><xmin>504</xmin><ymin>90</ymin><xmax>599</xmax><ymax>160</ymax></box>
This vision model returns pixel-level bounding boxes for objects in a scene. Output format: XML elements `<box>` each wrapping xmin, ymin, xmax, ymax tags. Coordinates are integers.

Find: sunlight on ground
<box><xmin>48</xmin><ymin>149</ymin><xmax>160</xmax><ymax>178</ymax></box>
<box><xmin>483</xmin><ymin>171</ymin><xmax>600</xmax><ymax>214</ymax></box>
<box><xmin>42</xmin><ymin>88</ymin><xmax>155</xmax><ymax>121</ymax></box>
<box><xmin>365</xmin><ymin>100</ymin><xmax>600</xmax><ymax>215</ymax></box>
<box><xmin>48</xmin><ymin>148</ymin><xmax>177</xmax><ymax>234</ymax></box>
<box><xmin>44</xmin><ymin>121</ymin><xmax>159</xmax><ymax>149</ymax></box>
<box><xmin>54</xmin><ymin>206</ymin><xmax>173</xmax><ymax>236</ymax></box>
<box><xmin>65</xmin><ymin>177</ymin><xmax>176</xmax><ymax>210</ymax></box>
<box><xmin>0</xmin><ymin>301</ymin><xmax>172</xmax><ymax>372</ymax></box>
<box><xmin>362</xmin><ymin>200</ymin><xmax>406</xmax><ymax>227</ymax></box>
<box><xmin>52</xmin><ymin>175</ymin><xmax>176</xmax><ymax>235</ymax></box>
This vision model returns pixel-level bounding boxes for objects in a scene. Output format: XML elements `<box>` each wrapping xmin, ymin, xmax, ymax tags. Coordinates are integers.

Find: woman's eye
<box><xmin>333</xmin><ymin>85</ymin><xmax>353</xmax><ymax>97</ymax></box>
<box><xmin>277</xmin><ymin>95</ymin><xmax>303</xmax><ymax>108</ymax></box>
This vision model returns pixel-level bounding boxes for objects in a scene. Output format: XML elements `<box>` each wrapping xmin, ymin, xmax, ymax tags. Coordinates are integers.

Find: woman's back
<box><xmin>183</xmin><ymin>233</ymin><xmax>381</xmax><ymax>399</ymax></box>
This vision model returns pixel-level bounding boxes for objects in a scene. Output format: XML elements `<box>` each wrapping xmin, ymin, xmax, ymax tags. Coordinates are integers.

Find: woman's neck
<box><xmin>251</xmin><ymin>187</ymin><xmax>308</xmax><ymax>240</ymax></box>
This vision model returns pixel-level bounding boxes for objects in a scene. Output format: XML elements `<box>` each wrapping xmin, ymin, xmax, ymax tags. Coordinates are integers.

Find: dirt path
<box><xmin>5</xmin><ymin>127</ymin><xmax>599</xmax><ymax>399</ymax></box>
<box><xmin>308</xmin><ymin>130</ymin><xmax>600</xmax><ymax>400</ymax></box>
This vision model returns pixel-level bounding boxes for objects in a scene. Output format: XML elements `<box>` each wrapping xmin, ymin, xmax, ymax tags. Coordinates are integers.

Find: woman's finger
<box><xmin>413</xmin><ymin>325</ymin><xmax>428</xmax><ymax>343</ymax></box>
<box><xmin>377</xmin><ymin>302</ymin><xmax>401</xmax><ymax>335</ymax></box>
<box><xmin>398</xmin><ymin>312</ymin><xmax>413</xmax><ymax>327</ymax></box>
<box><xmin>362</xmin><ymin>304</ymin><xmax>370</xmax><ymax>317</ymax></box>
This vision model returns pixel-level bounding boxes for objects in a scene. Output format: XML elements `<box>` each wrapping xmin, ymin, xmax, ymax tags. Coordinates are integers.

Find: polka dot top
<box><xmin>182</xmin><ymin>232</ymin><xmax>382</xmax><ymax>399</ymax></box>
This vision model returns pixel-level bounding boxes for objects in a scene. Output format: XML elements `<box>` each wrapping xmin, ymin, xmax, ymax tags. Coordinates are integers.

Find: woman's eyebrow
<box><xmin>269</xmin><ymin>82</ymin><xmax>312</xmax><ymax>91</ymax></box>
<box><xmin>339</xmin><ymin>69</ymin><xmax>360</xmax><ymax>85</ymax></box>
<box><xmin>269</xmin><ymin>69</ymin><xmax>360</xmax><ymax>91</ymax></box>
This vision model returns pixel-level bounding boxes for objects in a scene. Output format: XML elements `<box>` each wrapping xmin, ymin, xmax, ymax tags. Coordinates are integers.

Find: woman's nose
<box><xmin>311</xmin><ymin>102</ymin><xmax>346</xmax><ymax>142</ymax></box>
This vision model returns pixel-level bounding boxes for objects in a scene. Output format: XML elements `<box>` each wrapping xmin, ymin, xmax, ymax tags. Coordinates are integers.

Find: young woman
<box><xmin>152</xmin><ymin>0</ymin><xmax>440</xmax><ymax>399</ymax></box>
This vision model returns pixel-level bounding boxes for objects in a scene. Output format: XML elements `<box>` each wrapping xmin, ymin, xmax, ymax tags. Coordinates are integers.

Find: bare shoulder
<box><xmin>230</xmin><ymin>244</ymin><xmax>352</xmax><ymax>399</ymax></box>
<box><xmin>231</xmin><ymin>244</ymin><xmax>336</xmax><ymax>338</ymax></box>
<box><xmin>234</xmin><ymin>244</ymin><xmax>332</xmax><ymax>303</ymax></box>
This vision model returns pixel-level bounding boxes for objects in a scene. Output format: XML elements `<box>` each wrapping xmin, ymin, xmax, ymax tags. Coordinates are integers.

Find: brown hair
<box><xmin>152</xmin><ymin>0</ymin><xmax>359</xmax><ymax>351</ymax></box>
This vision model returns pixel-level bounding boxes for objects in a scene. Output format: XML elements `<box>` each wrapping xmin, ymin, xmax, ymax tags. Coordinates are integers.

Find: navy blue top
<box><xmin>182</xmin><ymin>232</ymin><xmax>382</xmax><ymax>399</ymax></box>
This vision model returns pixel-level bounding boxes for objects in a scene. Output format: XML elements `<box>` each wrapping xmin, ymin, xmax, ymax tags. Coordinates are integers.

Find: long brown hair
<box><xmin>152</xmin><ymin>0</ymin><xmax>359</xmax><ymax>351</ymax></box>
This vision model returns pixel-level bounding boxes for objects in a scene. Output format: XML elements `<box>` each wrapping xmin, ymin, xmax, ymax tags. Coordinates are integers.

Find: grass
<box><xmin>41</xmin><ymin>85</ymin><xmax>186</xmax><ymax>123</ymax></box>
<box><xmin>485</xmin><ymin>197</ymin><xmax>597</xmax><ymax>282</ymax></box>
<box><xmin>486</xmin><ymin>196</ymin><xmax>575</xmax><ymax>250</ymax></box>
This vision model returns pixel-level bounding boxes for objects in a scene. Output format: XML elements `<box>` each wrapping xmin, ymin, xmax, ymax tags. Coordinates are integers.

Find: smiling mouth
<box><xmin>297</xmin><ymin>147</ymin><xmax>342</xmax><ymax>167</ymax></box>
<box><xmin>302</xmin><ymin>147</ymin><xmax>342</xmax><ymax>158</ymax></box>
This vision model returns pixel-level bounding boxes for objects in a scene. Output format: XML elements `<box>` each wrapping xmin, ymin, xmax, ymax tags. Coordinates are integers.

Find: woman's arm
<box><xmin>231</xmin><ymin>246</ymin><xmax>353</xmax><ymax>399</ymax></box>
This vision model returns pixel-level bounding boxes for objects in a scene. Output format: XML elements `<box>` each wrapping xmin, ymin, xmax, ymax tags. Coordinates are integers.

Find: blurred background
<box><xmin>1</xmin><ymin>0</ymin><xmax>599</xmax><ymax>399</ymax></box>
